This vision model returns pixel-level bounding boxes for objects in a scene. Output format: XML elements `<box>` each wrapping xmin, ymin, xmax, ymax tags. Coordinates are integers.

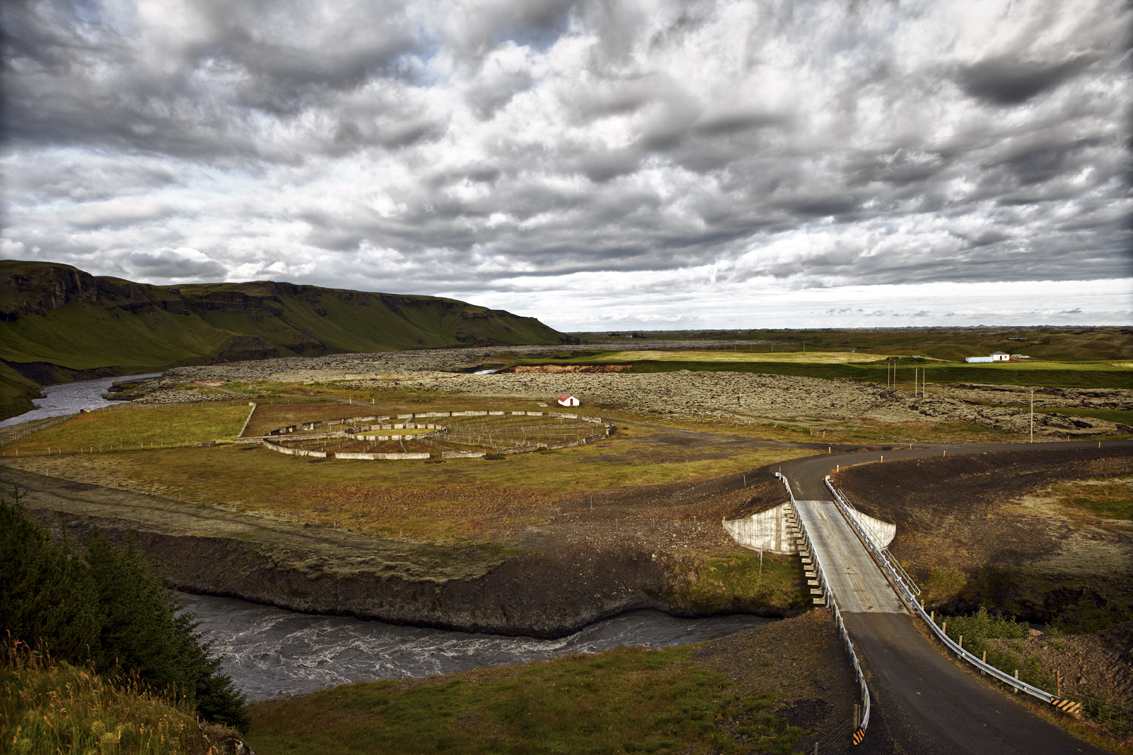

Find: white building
<box><xmin>557</xmin><ymin>393</ymin><xmax>580</xmax><ymax>407</ymax></box>
<box><xmin>964</xmin><ymin>352</ymin><xmax>1012</xmax><ymax>363</ymax></box>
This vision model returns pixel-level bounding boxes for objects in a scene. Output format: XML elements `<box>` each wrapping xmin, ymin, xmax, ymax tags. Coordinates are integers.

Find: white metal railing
<box><xmin>776</xmin><ymin>473</ymin><xmax>871</xmax><ymax>745</ymax></box>
<box><xmin>824</xmin><ymin>477</ymin><xmax>1070</xmax><ymax>709</ymax></box>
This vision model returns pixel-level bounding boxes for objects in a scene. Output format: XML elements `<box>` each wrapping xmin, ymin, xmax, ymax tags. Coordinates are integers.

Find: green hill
<box><xmin>0</xmin><ymin>260</ymin><xmax>568</xmax><ymax>419</ymax></box>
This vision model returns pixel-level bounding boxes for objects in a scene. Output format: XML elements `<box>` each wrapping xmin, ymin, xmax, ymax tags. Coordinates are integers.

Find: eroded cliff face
<box><xmin>90</xmin><ymin>528</ymin><xmax>675</xmax><ymax>638</ymax></box>
<box><xmin>0</xmin><ymin>262</ymin><xmax>184</xmax><ymax>318</ymax></box>
<box><xmin>11</xmin><ymin>465</ymin><xmax>795</xmax><ymax>638</ymax></box>
<box><xmin>38</xmin><ymin>518</ymin><xmax>794</xmax><ymax>638</ymax></box>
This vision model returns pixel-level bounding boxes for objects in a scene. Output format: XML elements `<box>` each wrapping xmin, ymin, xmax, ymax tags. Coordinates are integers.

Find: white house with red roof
<box><xmin>557</xmin><ymin>393</ymin><xmax>580</xmax><ymax>407</ymax></box>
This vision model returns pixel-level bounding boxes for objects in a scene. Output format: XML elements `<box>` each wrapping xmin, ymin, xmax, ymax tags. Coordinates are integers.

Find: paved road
<box><xmin>779</xmin><ymin>440</ymin><xmax>1133</xmax><ymax>755</ymax></box>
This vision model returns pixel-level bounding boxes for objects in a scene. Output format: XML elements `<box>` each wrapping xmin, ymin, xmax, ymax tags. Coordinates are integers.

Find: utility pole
<box><xmin>1029</xmin><ymin>387</ymin><xmax>1038</xmax><ymax>443</ymax></box>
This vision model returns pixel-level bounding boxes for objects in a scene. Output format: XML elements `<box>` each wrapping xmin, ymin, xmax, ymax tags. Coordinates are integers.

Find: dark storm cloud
<box><xmin>126</xmin><ymin>249</ymin><xmax>227</xmax><ymax>280</ymax></box>
<box><xmin>989</xmin><ymin>135</ymin><xmax>1105</xmax><ymax>186</ymax></box>
<box><xmin>1</xmin><ymin>0</ymin><xmax>422</xmax><ymax>159</ymax></box>
<box><xmin>959</xmin><ymin>55</ymin><xmax>1096</xmax><ymax>106</ymax></box>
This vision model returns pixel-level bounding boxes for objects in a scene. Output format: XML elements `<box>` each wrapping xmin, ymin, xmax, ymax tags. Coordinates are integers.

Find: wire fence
<box><xmin>0</xmin><ymin>414</ymin><xmax>77</xmax><ymax>447</ymax></box>
<box><xmin>0</xmin><ymin>439</ymin><xmax>218</xmax><ymax>458</ymax></box>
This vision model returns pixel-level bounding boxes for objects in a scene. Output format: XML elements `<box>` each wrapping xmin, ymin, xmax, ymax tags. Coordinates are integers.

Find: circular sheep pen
<box><xmin>261</xmin><ymin>409</ymin><xmax>612</xmax><ymax>460</ymax></box>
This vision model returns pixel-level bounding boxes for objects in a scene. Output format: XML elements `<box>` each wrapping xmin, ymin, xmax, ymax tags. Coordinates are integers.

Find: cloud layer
<box><xmin>2</xmin><ymin>0</ymin><xmax>1130</xmax><ymax>329</ymax></box>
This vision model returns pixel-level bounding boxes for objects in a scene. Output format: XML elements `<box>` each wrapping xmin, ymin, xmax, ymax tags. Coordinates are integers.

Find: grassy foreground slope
<box><xmin>0</xmin><ymin>261</ymin><xmax>566</xmax><ymax>418</ymax></box>
<box><xmin>2</xmin><ymin>649</ymin><xmax>226</xmax><ymax>755</ymax></box>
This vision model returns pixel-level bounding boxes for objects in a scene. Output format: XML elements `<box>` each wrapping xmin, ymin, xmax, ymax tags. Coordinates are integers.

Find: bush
<box><xmin>938</xmin><ymin>608</ymin><xmax>1052</xmax><ymax>690</ymax></box>
<box><xmin>1047</xmin><ymin>594</ymin><xmax>1133</xmax><ymax>636</ymax></box>
<box><xmin>943</xmin><ymin>606</ymin><xmax>1029</xmax><ymax>644</ymax></box>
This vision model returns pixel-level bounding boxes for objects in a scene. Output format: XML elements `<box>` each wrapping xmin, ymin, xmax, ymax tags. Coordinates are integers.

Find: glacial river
<box><xmin>0</xmin><ymin>372</ymin><xmax>161</xmax><ymax>428</ymax></box>
<box><xmin>179</xmin><ymin>593</ymin><xmax>770</xmax><ymax>701</ymax></box>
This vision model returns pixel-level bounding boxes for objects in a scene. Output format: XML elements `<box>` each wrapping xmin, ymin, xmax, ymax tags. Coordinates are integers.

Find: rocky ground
<box><xmin>988</xmin><ymin>621</ymin><xmax>1133</xmax><ymax>721</ymax></box>
<box><xmin>133</xmin><ymin>388</ymin><xmax>235</xmax><ymax>405</ymax></box>
<box><xmin>152</xmin><ymin>341</ymin><xmax>761</xmax><ymax>382</ymax></box>
<box><xmin>126</xmin><ymin>345</ymin><xmax>1133</xmax><ymax>438</ymax></box>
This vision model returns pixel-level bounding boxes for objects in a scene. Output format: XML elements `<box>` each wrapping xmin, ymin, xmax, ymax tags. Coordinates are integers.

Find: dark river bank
<box><xmin>179</xmin><ymin>593</ymin><xmax>770</xmax><ymax>701</ymax></box>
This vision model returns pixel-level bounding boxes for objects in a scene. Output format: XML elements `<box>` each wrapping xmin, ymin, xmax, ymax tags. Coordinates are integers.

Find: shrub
<box><xmin>1047</xmin><ymin>594</ymin><xmax>1133</xmax><ymax>636</ymax></box>
<box><xmin>0</xmin><ymin>486</ymin><xmax>101</xmax><ymax>661</ymax></box>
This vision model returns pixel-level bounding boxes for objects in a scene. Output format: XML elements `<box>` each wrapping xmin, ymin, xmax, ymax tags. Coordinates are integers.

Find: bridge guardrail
<box><xmin>824</xmin><ymin>477</ymin><xmax>1079</xmax><ymax>714</ymax></box>
<box><xmin>776</xmin><ymin>473</ymin><xmax>871</xmax><ymax>747</ymax></box>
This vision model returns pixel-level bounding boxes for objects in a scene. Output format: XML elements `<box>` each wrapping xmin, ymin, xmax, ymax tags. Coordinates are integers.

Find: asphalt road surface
<box><xmin>778</xmin><ymin>441</ymin><xmax>1132</xmax><ymax>755</ymax></box>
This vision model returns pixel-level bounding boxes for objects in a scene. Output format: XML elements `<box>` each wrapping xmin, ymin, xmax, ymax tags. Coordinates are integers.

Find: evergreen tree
<box><xmin>0</xmin><ymin>487</ymin><xmax>101</xmax><ymax>661</ymax></box>
<box><xmin>86</xmin><ymin>529</ymin><xmax>186</xmax><ymax>692</ymax></box>
<box><xmin>85</xmin><ymin>528</ymin><xmax>248</xmax><ymax>732</ymax></box>
<box><xmin>1</xmin><ymin>487</ymin><xmax>249</xmax><ymax>732</ymax></box>
<box><xmin>172</xmin><ymin>610</ymin><xmax>251</xmax><ymax>732</ymax></box>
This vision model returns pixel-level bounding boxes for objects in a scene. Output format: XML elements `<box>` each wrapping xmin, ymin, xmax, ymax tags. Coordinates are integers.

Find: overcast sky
<box><xmin>2</xmin><ymin>0</ymin><xmax>1130</xmax><ymax>332</ymax></box>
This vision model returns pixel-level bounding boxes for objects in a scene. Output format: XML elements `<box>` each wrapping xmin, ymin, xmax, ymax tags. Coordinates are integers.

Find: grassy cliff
<box><xmin>0</xmin><ymin>261</ymin><xmax>566</xmax><ymax>418</ymax></box>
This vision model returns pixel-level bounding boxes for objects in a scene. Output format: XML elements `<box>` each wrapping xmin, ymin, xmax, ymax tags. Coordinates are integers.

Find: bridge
<box><xmin>764</xmin><ymin>443</ymin><xmax>1126</xmax><ymax>754</ymax></box>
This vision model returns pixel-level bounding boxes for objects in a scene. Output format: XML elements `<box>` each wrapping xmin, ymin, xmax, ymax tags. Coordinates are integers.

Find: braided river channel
<box><xmin>180</xmin><ymin>593</ymin><xmax>770</xmax><ymax>701</ymax></box>
<box><xmin>0</xmin><ymin>372</ymin><xmax>161</xmax><ymax>428</ymax></box>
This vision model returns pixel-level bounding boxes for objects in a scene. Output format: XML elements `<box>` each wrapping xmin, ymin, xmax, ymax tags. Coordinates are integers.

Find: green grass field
<box><xmin>686</xmin><ymin>552</ymin><xmax>810</xmax><ymax>612</ymax></box>
<box><xmin>3</xmin><ymin>404</ymin><xmax>253</xmax><ymax>455</ymax></box>
<box><xmin>29</xmin><ymin>441</ymin><xmax>802</xmax><ymax>540</ymax></box>
<box><xmin>574</xmin><ymin>326</ymin><xmax>1133</xmax><ymax>362</ymax></box>
<box><xmin>511</xmin><ymin>350</ymin><xmax>1132</xmax><ymax>390</ymax></box>
<box><xmin>1035</xmin><ymin>408</ymin><xmax>1133</xmax><ymax>427</ymax></box>
<box><xmin>603</xmin><ymin>349</ymin><xmax>908</xmax><ymax>364</ymax></box>
<box><xmin>1052</xmin><ymin>479</ymin><xmax>1133</xmax><ymax>521</ymax></box>
<box><xmin>246</xmin><ymin>646</ymin><xmax>802</xmax><ymax>755</ymax></box>
<box><xmin>2</xmin><ymin>401</ymin><xmax>812</xmax><ymax>541</ymax></box>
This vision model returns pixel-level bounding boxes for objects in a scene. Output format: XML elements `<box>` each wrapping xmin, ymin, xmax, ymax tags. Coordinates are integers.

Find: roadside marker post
<box><xmin>1051</xmin><ymin>697</ymin><xmax>1082</xmax><ymax>716</ymax></box>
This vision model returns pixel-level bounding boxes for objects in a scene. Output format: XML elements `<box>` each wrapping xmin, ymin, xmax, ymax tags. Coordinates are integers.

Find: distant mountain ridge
<box><xmin>0</xmin><ymin>260</ymin><xmax>567</xmax><ymax>419</ymax></box>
